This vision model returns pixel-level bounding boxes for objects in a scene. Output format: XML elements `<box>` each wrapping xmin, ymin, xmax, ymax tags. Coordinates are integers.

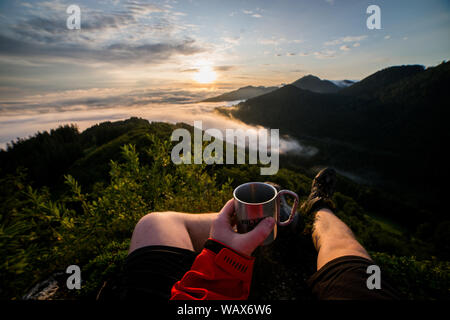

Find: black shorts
<box><xmin>119</xmin><ymin>246</ymin><xmax>197</xmax><ymax>300</ymax></box>
<box><xmin>118</xmin><ymin>246</ymin><xmax>400</xmax><ymax>300</ymax></box>
<box><xmin>306</xmin><ymin>255</ymin><xmax>400</xmax><ymax>300</ymax></box>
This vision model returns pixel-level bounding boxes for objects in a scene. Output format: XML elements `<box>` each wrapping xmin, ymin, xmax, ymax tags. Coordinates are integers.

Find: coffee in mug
<box><xmin>233</xmin><ymin>182</ymin><xmax>299</xmax><ymax>245</ymax></box>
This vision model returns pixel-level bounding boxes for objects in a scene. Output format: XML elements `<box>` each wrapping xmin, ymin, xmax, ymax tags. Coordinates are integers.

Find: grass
<box><xmin>366</xmin><ymin>212</ymin><xmax>405</xmax><ymax>236</ymax></box>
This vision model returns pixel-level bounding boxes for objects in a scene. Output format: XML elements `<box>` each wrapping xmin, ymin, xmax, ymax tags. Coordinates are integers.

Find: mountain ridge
<box><xmin>340</xmin><ymin>64</ymin><xmax>425</xmax><ymax>97</ymax></box>
<box><xmin>202</xmin><ymin>74</ymin><xmax>357</xmax><ymax>103</ymax></box>
<box><xmin>202</xmin><ymin>85</ymin><xmax>278</xmax><ymax>102</ymax></box>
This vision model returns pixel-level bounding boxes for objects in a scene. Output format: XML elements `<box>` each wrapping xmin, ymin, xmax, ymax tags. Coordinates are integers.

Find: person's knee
<box><xmin>137</xmin><ymin>211</ymin><xmax>187</xmax><ymax>230</ymax></box>
<box><xmin>129</xmin><ymin>211</ymin><xmax>193</xmax><ymax>253</ymax></box>
<box><xmin>136</xmin><ymin>211</ymin><xmax>172</xmax><ymax>228</ymax></box>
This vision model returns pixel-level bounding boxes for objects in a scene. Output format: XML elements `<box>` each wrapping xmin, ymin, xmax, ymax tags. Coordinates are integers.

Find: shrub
<box><xmin>1</xmin><ymin>134</ymin><xmax>231</xmax><ymax>299</ymax></box>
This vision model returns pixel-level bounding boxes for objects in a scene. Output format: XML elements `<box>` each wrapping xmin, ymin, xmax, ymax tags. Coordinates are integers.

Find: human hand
<box><xmin>210</xmin><ymin>199</ymin><xmax>275</xmax><ymax>256</ymax></box>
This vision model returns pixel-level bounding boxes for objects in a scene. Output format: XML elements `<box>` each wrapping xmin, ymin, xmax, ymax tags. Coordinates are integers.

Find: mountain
<box><xmin>202</xmin><ymin>85</ymin><xmax>278</xmax><ymax>102</ymax></box>
<box><xmin>340</xmin><ymin>64</ymin><xmax>425</xmax><ymax>97</ymax></box>
<box><xmin>291</xmin><ymin>74</ymin><xmax>341</xmax><ymax>93</ymax></box>
<box><xmin>229</xmin><ymin>62</ymin><xmax>449</xmax><ymax>159</ymax></box>
<box><xmin>222</xmin><ymin>61</ymin><xmax>450</xmax><ymax>222</ymax></box>
<box><xmin>203</xmin><ymin>75</ymin><xmax>350</xmax><ymax>102</ymax></box>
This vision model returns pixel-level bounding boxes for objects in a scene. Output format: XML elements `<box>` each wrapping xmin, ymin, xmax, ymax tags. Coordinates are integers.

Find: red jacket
<box><xmin>170</xmin><ymin>239</ymin><xmax>255</xmax><ymax>300</ymax></box>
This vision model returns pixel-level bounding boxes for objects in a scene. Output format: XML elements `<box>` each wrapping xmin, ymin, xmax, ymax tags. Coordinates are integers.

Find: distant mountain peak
<box><xmin>291</xmin><ymin>74</ymin><xmax>341</xmax><ymax>93</ymax></box>
<box><xmin>302</xmin><ymin>74</ymin><xmax>321</xmax><ymax>80</ymax></box>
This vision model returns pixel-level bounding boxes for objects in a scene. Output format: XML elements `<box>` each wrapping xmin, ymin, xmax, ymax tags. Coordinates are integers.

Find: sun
<box><xmin>193</xmin><ymin>66</ymin><xmax>217</xmax><ymax>84</ymax></box>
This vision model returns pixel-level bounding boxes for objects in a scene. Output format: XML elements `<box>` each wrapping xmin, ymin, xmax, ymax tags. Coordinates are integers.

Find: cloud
<box><xmin>313</xmin><ymin>50</ymin><xmax>336</xmax><ymax>59</ymax></box>
<box><xmin>324</xmin><ymin>35</ymin><xmax>368</xmax><ymax>46</ymax></box>
<box><xmin>0</xmin><ymin>93</ymin><xmax>313</xmax><ymax>157</ymax></box>
<box><xmin>214</xmin><ymin>65</ymin><xmax>235</xmax><ymax>72</ymax></box>
<box><xmin>258</xmin><ymin>37</ymin><xmax>287</xmax><ymax>46</ymax></box>
<box><xmin>181</xmin><ymin>65</ymin><xmax>234</xmax><ymax>73</ymax></box>
<box><xmin>181</xmin><ymin>68</ymin><xmax>199</xmax><ymax>73</ymax></box>
<box><xmin>0</xmin><ymin>33</ymin><xmax>205</xmax><ymax>65</ymax></box>
<box><xmin>323</xmin><ymin>40</ymin><xmax>340</xmax><ymax>46</ymax></box>
<box><xmin>258</xmin><ymin>37</ymin><xmax>301</xmax><ymax>46</ymax></box>
<box><xmin>339</xmin><ymin>45</ymin><xmax>350</xmax><ymax>51</ymax></box>
<box><xmin>0</xmin><ymin>87</ymin><xmax>213</xmax><ymax>116</ymax></box>
<box><xmin>20</xmin><ymin>2</ymin><xmax>33</xmax><ymax>8</ymax></box>
<box><xmin>222</xmin><ymin>36</ymin><xmax>240</xmax><ymax>45</ymax></box>
<box><xmin>384</xmin><ymin>35</ymin><xmax>391</xmax><ymax>40</ymax></box>
<box><xmin>259</xmin><ymin>39</ymin><xmax>279</xmax><ymax>45</ymax></box>
<box><xmin>0</xmin><ymin>1</ymin><xmax>206</xmax><ymax>66</ymax></box>
<box><xmin>124</xmin><ymin>1</ymin><xmax>167</xmax><ymax>16</ymax></box>
<box><xmin>15</xmin><ymin>1</ymin><xmax>143</xmax><ymax>39</ymax></box>
<box><xmin>242</xmin><ymin>9</ymin><xmax>263</xmax><ymax>18</ymax></box>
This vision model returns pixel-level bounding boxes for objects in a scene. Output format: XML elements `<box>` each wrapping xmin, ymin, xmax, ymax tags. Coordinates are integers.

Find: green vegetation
<box><xmin>0</xmin><ymin>118</ymin><xmax>449</xmax><ymax>300</ymax></box>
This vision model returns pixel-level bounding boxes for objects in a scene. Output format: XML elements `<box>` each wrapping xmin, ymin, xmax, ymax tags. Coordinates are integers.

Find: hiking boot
<box><xmin>264</xmin><ymin>181</ymin><xmax>292</xmax><ymax>224</ymax></box>
<box><xmin>300</xmin><ymin>167</ymin><xmax>337</xmax><ymax>216</ymax></box>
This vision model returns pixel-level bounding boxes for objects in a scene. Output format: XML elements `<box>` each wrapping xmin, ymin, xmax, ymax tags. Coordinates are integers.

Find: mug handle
<box><xmin>277</xmin><ymin>190</ymin><xmax>299</xmax><ymax>227</ymax></box>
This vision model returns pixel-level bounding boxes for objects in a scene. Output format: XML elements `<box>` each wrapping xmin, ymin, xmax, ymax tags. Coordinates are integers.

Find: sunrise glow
<box><xmin>193</xmin><ymin>66</ymin><xmax>217</xmax><ymax>84</ymax></box>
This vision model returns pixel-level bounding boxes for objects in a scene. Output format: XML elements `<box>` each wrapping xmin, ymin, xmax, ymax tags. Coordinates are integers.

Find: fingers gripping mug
<box><xmin>233</xmin><ymin>182</ymin><xmax>299</xmax><ymax>245</ymax></box>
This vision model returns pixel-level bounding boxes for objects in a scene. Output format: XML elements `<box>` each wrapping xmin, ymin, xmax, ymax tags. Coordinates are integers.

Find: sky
<box><xmin>0</xmin><ymin>0</ymin><xmax>449</xmax><ymax>147</ymax></box>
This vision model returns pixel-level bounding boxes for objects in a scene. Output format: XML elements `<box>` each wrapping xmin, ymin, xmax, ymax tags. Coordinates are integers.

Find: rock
<box><xmin>22</xmin><ymin>272</ymin><xmax>64</xmax><ymax>300</ymax></box>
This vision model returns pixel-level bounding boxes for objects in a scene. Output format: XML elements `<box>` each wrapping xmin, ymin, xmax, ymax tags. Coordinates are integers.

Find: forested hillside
<box><xmin>219</xmin><ymin>62</ymin><xmax>450</xmax><ymax>246</ymax></box>
<box><xmin>1</xmin><ymin>118</ymin><xmax>449</xmax><ymax>300</ymax></box>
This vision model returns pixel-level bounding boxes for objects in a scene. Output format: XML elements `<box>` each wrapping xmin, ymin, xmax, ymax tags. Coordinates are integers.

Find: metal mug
<box><xmin>233</xmin><ymin>182</ymin><xmax>299</xmax><ymax>245</ymax></box>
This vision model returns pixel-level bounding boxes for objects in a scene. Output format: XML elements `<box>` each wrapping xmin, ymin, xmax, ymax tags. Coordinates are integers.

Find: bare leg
<box><xmin>128</xmin><ymin>211</ymin><xmax>218</xmax><ymax>254</ymax></box>
<box><xmin>312</xmin><ymin>208</ymin><xmax>371</xmax><ymax>270</ymax></box>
